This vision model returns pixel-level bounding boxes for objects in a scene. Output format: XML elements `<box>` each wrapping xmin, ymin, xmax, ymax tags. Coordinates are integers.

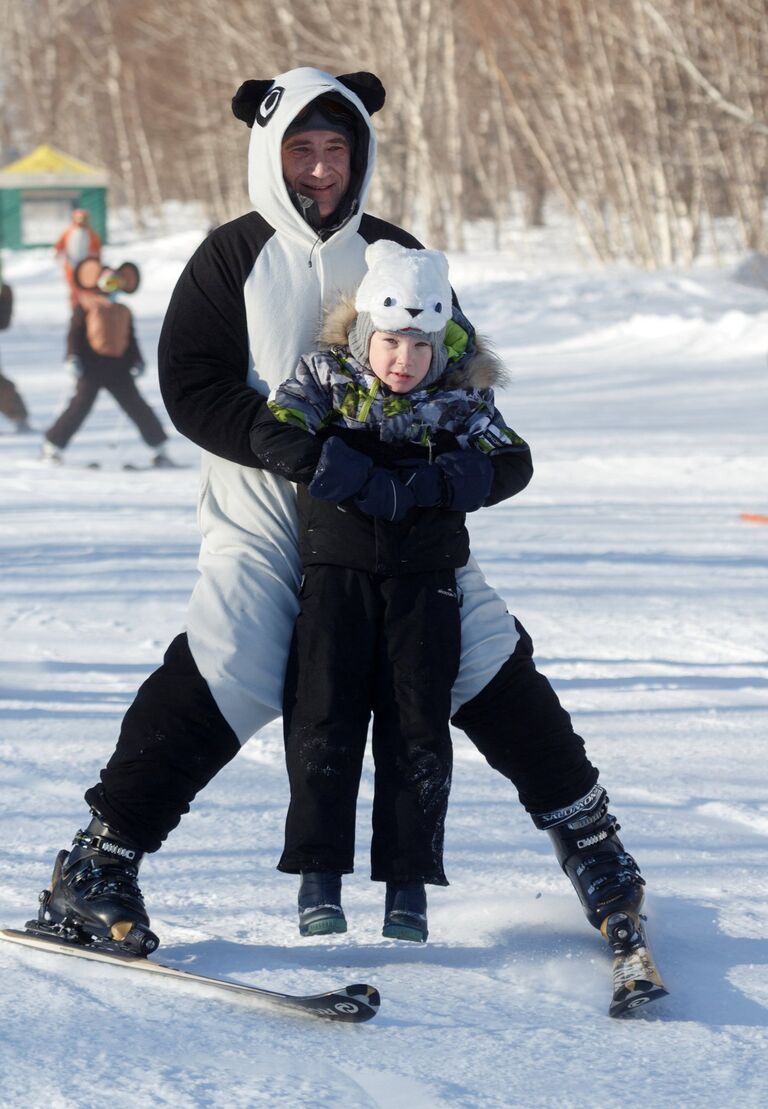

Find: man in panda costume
<box><xmin>37</xmin><ymin>67</ymin><xmax>645</xmax><ymax>956</ymax></box>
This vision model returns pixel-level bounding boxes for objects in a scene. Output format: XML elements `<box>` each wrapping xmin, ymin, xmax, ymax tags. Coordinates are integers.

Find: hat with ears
<box><xmin>348</xmin><ymin>240</ymin><xmax>452</xmax><ymax>384</ymax></box>
<box><xmin>231</xmin><ymin>71</ymin><xmax>386</xmax><ymax>128</ymax></box>
<box><xmin>74</xmin><ymin>258</ymin><xmax>140</xmax><ymax>295</ymax></box>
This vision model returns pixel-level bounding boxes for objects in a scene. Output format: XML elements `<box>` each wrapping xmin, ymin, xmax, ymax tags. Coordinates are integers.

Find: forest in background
<box><xmin>0</xmin><ymin>0</ymin><xmax>766</xmax><ymax>267</ymax></box>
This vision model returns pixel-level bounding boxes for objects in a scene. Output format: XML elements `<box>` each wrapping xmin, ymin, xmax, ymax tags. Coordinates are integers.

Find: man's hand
<box><xmin>435</xmin><ymin>450</ymin><xmax>494</xmax><ymax>512</ymax></box>
<box><xmin>355</xmin><ymin>468</ymin><xmax>416</xmax><ymax>522</ymax></box>
<box><xmin>130</xmin><ymin>358</ymin><xmax>146</xmax><ymax>377</ymax></box>
<box><xmin>309</xmin><ymin>436</ymin><xmax>372</xmax><ymax>502</ymax></box>
<box><xmin>65</xmin><ymin>356</ymin><xmax>83</xmax><ymax>378</ymax></box>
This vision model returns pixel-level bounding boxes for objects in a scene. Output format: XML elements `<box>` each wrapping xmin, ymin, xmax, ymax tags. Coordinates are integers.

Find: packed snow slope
<box><xmin>1</xmin><ymin>226</ymin><xmax>767</xmax><ymax>1108</ymax></box>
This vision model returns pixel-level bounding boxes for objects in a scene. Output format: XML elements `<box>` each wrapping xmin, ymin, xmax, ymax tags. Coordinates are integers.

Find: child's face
<box><xmin>368</xmin><ymin>331</ymin><xmax>432</xmax><ymax>394</ymax></box>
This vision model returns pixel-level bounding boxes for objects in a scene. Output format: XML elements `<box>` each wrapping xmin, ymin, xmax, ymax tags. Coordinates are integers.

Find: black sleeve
<box><xmin>158</xmin><ymin>215</ymin><xmax>274</xmax><ymax>466</ymax></box>
<box><xmin>358</xmin><ymin>214</ymin><xmax>424</xmax><ymax>252</ymax></box>
<box><xmin>249</xmin><ymin>405</ymin><xmax>324</xmax><ymax>484</ymax></box>
<box><xmin>485</xmin><ymin>443</ymin><xmax>534</xmax><ymax>507</ymax></box>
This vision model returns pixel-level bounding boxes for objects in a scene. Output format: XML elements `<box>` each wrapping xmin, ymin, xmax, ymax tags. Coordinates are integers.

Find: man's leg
<box><xmin>37</xmin><ymin>633</ymin><xmax>242</xmax><ymax>949</ymax></box>
<box><xmin>451</xmin><ymin>618</ymin><xmax>598</xmax><ymax>815</ymax></box>
<box><xmin>105</xmin><ymin>373</ymin><xmax>167</xmax><ymax>449</ymax></box>
<box><xmin>45</xmin><ymin>376</ymin><xmax>100</xmax><ymax>450</ymax></box>
<box><xmin>452</xmin><ymin>560</ymin><xmax>645</xmax><ymax>929</ymax></box>
<box><xmin>85</xmin><ymin>633</ymin><xmax>241</xmax><ymax>852</ymax></box>
<box><xmin>0</xmin><ymin>370</ymin><xmax>28</xmax><ymax>423</ymax></box>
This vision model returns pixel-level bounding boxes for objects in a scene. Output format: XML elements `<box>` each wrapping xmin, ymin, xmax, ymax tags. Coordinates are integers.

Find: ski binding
<box><xmin>602</xmin><ymin>910</ymin><xmax>669</xmax><ymax>1018</ymax></box>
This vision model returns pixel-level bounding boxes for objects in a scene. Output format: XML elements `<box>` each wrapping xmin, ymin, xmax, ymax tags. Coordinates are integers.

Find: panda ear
<box><xmin>336</xmin><ymin>72</ymin><xmax>386</xmax><ymax>115</ymax></box>
<box><xmin>231</xmin><ymin>79</ymin><xmax>276</xmax><ymax>127</ymax></box>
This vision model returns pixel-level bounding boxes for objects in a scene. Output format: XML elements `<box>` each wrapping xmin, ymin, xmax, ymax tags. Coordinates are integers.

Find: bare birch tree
<box><xmin>2</xmin><ymin>0</ymin><xmax>766</xmax><ymax>265</ymax></box>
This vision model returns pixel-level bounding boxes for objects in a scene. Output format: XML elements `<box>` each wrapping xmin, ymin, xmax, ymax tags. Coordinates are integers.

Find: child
<box><xmin>251</xmin><ymin>240</ymin><xmax>533</xmax><ymax>941</ymax></box>
<box><xmin>42</xmin><ymin>258</ymin><xmax>173</xmax><ymax>467</ymax></box>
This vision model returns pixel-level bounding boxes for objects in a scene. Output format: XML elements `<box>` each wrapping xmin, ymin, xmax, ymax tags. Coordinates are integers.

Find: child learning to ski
<box><xmin>250</xmin><ymin>240</ymin><xmax>533</xmax><ymax>942</ymax></box>
<box><xmin>41</xmin><ymin>257</ymin><xmax>173</xmax><ymax>468</ymax></box>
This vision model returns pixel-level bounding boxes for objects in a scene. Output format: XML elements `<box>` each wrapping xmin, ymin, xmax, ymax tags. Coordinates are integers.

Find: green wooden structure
<box><xmin>0</xmin><ymin>144</ymin><xmax>108</xmax><ymax>249</ymax></box>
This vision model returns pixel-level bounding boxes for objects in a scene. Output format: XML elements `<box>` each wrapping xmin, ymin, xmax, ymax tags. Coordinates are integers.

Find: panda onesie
<box><xmin>84</xmin><ymin>67</ymin><xmax>598</xmax><ymax>853</ymax></box>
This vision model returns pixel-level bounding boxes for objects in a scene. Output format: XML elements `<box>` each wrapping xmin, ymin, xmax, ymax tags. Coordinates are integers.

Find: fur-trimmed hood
<box><xmin>320</xmin><ymin>297</ymin><xmax>510</xmax><ymax>392</ymax></box>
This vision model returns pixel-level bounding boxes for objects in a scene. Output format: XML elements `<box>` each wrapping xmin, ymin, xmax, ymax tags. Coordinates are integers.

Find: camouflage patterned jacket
<box><xmin>267</xmin><ymin>302</ymin><xmax>523</xmax><ymax>457</ymax></box>
<box><xmin>250</xmin><ymin>304</ymin><xmax>533</xmax><ymax>575</ymax></box>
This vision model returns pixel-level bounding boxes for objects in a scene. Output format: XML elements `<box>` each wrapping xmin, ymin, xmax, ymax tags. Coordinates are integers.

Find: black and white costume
<box><xmin>84</xmin><ymin>67</ymin><xmax>598</xmax><ymax>853</ymax></box>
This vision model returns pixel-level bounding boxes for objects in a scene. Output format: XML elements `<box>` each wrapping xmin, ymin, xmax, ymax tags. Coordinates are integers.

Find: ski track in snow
<box><xmin>1</xmin><ymin>230</ymin><xmax>768</xmax><ymax>1107</ymax></box>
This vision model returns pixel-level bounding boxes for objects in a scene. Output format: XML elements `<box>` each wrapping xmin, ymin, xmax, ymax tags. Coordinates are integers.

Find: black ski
<box><xmin>0</xmin><ymin>926</ymin><xmax>380</xmax><ymax>1024</ymax></box>
<box><xmin>601</xmin><ymin>911</ymin><xmax>668</xmax><ymax>1018</ymax></box>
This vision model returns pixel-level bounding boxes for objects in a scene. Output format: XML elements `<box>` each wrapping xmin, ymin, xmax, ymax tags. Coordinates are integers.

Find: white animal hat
<box><xmin>348</xmin><ymin>240</ymin><xmax>452</xmax><ymax>382</ymax></box>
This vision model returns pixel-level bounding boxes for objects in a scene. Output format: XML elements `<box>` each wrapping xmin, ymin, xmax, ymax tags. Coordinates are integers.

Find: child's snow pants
<box><xmin>277</xmin><ymin>565</ymin><xmax>461</xmax><ymax>885</ymax></box>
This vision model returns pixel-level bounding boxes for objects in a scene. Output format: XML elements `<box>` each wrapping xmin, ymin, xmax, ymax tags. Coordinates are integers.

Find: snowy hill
<box><xmin>1</xmin><ymin>229</ymin><xmax>767</xmax><ymax>1107</ymax></box>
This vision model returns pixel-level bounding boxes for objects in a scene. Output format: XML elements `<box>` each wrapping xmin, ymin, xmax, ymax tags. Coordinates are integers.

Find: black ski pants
<box><xmin>46</xmin><ymin>369</ymin><xmax>167</xmax><ymax>450</ymax></box>
<box><xmin>277</xmin><ymin>566</ymin><xmax>461</xmax><ymax>885</ymax></box>
<box><xmin>85</xmin><ymin>623</ymin><xmax>598</xmax><ymax>855</ymax></box>
<box><xmin>0</xmin><ymin>370</ymin><xmax>28</xmax><ymax>422</ymax></box>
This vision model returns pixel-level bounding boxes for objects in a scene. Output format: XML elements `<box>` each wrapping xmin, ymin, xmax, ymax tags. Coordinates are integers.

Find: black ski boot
<box><xmin>382</xmin><ymin>881</ymin><xmax>428</xmax><ymax>943</ymax></box>
<box><xmin>33</xmin><ymin>814</ymin><xmax>158</xmax><ymax>956</ymax></box>
<box><xmin>533</xmin><ymin>785</ymin><xmax>646</xmax><ymax>931</ymax></box>
<box><xmin>298</xmin><ymin>872</ymin><xmax>347</xmax><ymax>937</ymax></box>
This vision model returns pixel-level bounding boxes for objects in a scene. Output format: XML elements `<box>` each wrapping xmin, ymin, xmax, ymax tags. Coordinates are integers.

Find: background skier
<box><xmin>54</xmin><ymin>208</ymin><xmax>102</xmax><ymax>308</ymax></box>
<box><xmin>0</xmin><ymin>259</ymin><xmax>32</xmax><ymax>433</ymax></box>
<box><xmin>41</xmin><ymin>258</ymin><xmax>172</xmax><ymax>467</ymax></box>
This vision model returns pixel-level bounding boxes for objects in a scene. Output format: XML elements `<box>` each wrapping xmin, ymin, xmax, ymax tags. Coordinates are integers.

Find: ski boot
<box><xmin>31</xmin><ymin>814</ymin><xmax>158</xmax><ymax>956</ymax></box>
<box><xmin>298</xmin><ymin>872</ymin><xmax>347</xmax><ymax>937</ymax></box>
<box><xmin>382</xmin><ymin>880</ymin><xmax>428</xmax><ymax>943</ymax></box>
<box><xmin>40</xmin><ymin>440</ymin><xmax>63</xmax><ymax>464</ymax></box>
<box><xmin>532</xmin><ymin>784</ymin><xmax>646</xmax><ymax>930</ymax></box>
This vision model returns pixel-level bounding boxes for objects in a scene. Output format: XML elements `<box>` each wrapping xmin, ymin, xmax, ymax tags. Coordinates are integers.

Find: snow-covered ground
<box><xmin>1</xmin><ymin>225</ymin><xmax>767</xmax><ymax>1107</ymax></box>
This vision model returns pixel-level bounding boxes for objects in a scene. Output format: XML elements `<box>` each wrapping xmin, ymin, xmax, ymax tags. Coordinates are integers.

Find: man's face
<box><xmin>281</xmin><ymin>130</ymin><xmax>352</xmax><ymax>219</ymax></box>
<box><xmin>368</xmin><ymin>332</ymin><xmax>433</xmax><ymax>394</ymax></box>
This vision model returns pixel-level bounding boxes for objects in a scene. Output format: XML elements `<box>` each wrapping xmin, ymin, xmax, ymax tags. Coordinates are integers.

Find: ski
<box><xmin>0</xmin><ymin>926</ymin><xmax>380</xmax><ymax>1024</ymax></box>
<box><xmin>601</xmin><ymin>911</ymin><xmax>668</xmax><ymax>1018</ymax></box>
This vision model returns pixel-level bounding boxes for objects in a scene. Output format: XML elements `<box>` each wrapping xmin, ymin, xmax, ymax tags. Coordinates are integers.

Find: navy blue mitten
<box><xmin>435</xmin><ymin>450</ymin><xmax>494</xmax><ymax>512</ymax></box>
<box><xmin>355</xmin><ymin>468</ymin><xmax>416</xmax><ymax>522</ymax></box>
<box><xmin>398</xmin><ymin>460</ymin><xmax>447</xmax><ymax>507</ymax></box>
<box><xmin>309</xmin><ymin>436</ymin><xmax>373</xmax><ymax>503</ymax></box>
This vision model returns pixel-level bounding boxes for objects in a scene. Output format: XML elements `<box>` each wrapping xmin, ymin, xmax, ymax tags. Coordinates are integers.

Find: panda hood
<box><xmin>231</xmin><ymin>67</ymin><xmax>382</xmax><ymax>245</ymax></box>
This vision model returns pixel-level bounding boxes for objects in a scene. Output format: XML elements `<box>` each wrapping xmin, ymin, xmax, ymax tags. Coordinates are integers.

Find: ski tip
<box><xmin>345</xmin><ymin>982</ymin><xmax>381</xmax><ymax>1019</ymax></box>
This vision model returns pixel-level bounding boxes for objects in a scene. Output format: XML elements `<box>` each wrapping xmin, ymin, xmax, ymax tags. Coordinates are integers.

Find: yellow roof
<box><xmin>0</xmin><ymin>143</ymin><xmax>106</xmax><ymax>180</ymax></box>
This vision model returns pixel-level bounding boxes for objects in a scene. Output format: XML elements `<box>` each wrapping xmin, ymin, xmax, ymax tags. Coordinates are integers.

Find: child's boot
<box><xmin>298</xmin><ymin>871</ymin><xmax>346</xmax><ymax>936</ymax></box>
<box><xmin>532</xmin><ymin>784</ymin><xmax>645</xmax><ymax>930</ymax></box>
<box><xmin>382</xmin><ymin>880</ymin><xmax>428</xmax><ymax>942</ymax></box>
